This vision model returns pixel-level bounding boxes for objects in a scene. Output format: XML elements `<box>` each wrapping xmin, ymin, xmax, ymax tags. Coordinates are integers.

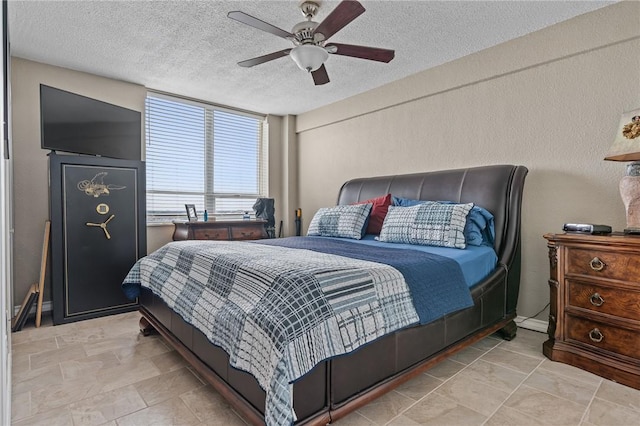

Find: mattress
<box><xmin>327</xmin><ymin>235</ymin><xmax>498</xmax><ymax>288</ymax></box>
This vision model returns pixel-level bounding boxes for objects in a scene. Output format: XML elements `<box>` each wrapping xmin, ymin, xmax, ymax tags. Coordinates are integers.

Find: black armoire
<box><xmin>49</xmin><ymin>153</ymin><xmax>146</xmax><ymax>324</ymax></box>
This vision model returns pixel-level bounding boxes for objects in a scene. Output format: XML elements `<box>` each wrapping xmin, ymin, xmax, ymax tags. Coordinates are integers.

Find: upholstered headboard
<box><xmin>337</xmin><ymin>164</ymin><xmax>528</xmax><ymax>310</ymax></box>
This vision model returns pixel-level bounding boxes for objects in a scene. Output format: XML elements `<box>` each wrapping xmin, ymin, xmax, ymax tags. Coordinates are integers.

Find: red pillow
<box><xmin>353</xmin><ymin>193</ymin><xmax>393</xmax><ymax>235</ymax></box>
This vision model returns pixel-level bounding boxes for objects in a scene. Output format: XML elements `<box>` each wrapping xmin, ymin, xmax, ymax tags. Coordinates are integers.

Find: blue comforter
<box><xmin>254</xmin><ymin>237</ymin><xmax>473</xmax><ymax>325</ymax></box>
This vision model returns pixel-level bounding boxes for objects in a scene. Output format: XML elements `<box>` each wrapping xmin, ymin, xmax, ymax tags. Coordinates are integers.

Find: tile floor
<box><xmin>11</xmin><ymin>311</ymin><xmax>640</xmax><ymax>425</ymax></box>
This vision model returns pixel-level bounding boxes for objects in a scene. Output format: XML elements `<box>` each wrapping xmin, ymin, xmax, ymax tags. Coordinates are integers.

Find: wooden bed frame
<box><xmin>138</xmin><ymin>164</ymin><xmax>528</xmax><ymax>425</ymax></box>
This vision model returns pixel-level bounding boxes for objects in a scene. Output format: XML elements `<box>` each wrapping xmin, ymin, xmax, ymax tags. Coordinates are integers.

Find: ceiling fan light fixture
<box><xmin>229</xmin><ymin>1</ymin><xmax>393</xmax><ymax>85</ymax></box>
<box><xmin>290</xmin><ymin>45</ymin><xmax>328</xmax><ymax>72</ymax></box>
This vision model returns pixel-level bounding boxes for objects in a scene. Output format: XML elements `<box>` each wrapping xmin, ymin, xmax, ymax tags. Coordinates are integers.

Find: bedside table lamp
<box><xmin>605</xmin><ymin>109</ymin><xmax>640</xmax><ymax>233</ymax></box>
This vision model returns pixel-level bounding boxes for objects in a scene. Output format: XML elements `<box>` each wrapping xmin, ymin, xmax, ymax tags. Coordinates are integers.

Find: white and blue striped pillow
<box><xmin>379</xmin><ymin>202</ymin><xmax>473</xmax><ymax>249</ymax></box>
<box><xmin>307</xmin><ymin>204</ymin><xmax>372</xmax><ymax>240</ymax></box>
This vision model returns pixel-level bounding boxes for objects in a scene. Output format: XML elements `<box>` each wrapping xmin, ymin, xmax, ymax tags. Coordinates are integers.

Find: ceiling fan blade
<box><xmin>228</xmin><ymin>11</ymin><xmax>293</xmax><ymax>39</ymax></box>
<box><xmin>311</xmin><ymin>64</ymin><xmax>330</xmax><ymax>85</ymax></box>
<box><xmin>238</xmin><ymin>49</ymin><xmax>291</xmax><ymax>67</ymax></box>
<box><xmin>327</xmin><ymin>43</ymin><xmax>395</xmax><ymax>63</ymax></box>
<box><xmin>313</xmin><ymin>1</ymin><xmax>365</xmax><ymax>41</ymax></box>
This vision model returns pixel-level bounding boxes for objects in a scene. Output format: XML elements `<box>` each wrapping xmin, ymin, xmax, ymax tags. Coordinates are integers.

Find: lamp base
<box><xmin>624</xmin><ymin>227</ymin><xmax>640</xmax><ymax>235</ymax></box>
<box><xmin>620</xmin><ymin>164</ymin><xmax>640</xmax><ymax>231</ymax></box>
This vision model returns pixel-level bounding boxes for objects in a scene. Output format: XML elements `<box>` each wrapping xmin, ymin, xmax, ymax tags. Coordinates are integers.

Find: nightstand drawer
<box><xmin>192</xmin><ymin>227</ymin><xmax>229</xmax><ymax>240</ymax></box>
<box><xmin>565</xmin><ymin>314</ymin><xmax>640</xmax><ymax>360</ymax></box>
<box><xmin>567</xmin><ymin>280</ymin><xmax>640</xmax><ymax>320</ymax></box>
<box><xmin>230</xmin><ymin>225</ymin><xmax>264</xmax><ymax>240</ymax></box>
<box><xmin>566</xmin><ymin>247</ymin><xmax>640</xmax><ymax>281</ymax></box>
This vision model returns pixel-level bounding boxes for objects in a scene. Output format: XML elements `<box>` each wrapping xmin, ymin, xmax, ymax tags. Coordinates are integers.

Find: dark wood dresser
<box><xmin>173</xmin><ymin>219</ymin><xmax>267</xmax><ymax>241</ymax></box>
<box><xmin>543</xmin><ymin>232</ymin><xmax>640</xmax><ymax>389</ymax></box>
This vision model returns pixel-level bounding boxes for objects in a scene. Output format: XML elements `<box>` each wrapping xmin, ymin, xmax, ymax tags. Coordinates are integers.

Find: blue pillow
<box><xmin>391</xmin><ymin>196</ymin><xmax>495</xmax><ymax>246</ymax></box>
<box><xmin>465</xmin><ymin>205</ymin><xmax>495</xmax><ymax>246</ymax></box>
<box><xmin>391</xmin><ymin>195</ymin><xmax>426</xmax><ymax>207</ymax></box>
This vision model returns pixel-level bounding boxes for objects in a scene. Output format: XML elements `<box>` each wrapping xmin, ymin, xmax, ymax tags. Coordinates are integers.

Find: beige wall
<box><xmin>296</xmin><ymin>2</ymin><xmax>640</xmax><ymax>319</ymax></box>
<box><xmin>10</xmin><ymin>58</ymin><xmax>146</xmax><ymax>306</ymax></box>
<box><xmin>278</xmin><ymin>115</ymin><xmax>300</xmax><ymax>237</ymax></box>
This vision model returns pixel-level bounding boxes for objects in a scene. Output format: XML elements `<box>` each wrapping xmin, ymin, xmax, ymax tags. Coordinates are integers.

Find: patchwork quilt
<box><xmin>123</xmin><ymin>240</ymin><xmax>421</xmax><ymax>425</ymax></box>
<box><xmin>256</xmin><ymin>237</ymin><xmax>473</xmax><ymax>326</ymax></box>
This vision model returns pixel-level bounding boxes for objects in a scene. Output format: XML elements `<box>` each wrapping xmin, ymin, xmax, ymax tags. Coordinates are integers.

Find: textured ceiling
<box><xmin>8</xmin><ymin>0</ymin><xmax>613</xmax><ymax>116</ymax></box>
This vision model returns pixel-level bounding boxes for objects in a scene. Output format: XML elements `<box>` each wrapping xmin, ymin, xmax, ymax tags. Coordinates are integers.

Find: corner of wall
<box><xmin>279</xmin><ymin>115</ymin><xmax>299</xmax><ymax>237</ymax></box>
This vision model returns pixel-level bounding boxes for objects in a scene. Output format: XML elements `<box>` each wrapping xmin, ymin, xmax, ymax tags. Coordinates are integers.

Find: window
<box><xmin>145</xmin><ymin>94</ymin><xmax>267</xmax><ymax>223</ymax></box>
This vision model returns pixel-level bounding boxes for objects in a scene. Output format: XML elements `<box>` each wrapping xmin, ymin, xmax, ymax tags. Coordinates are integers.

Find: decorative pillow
<box><xmin>392</xmin><ymin>196</ymin><xmax>495</xmax><ymax>246</ymax></box>
<box><xmin>437</xmin><ymin>201</ymin><xmax>495</xmax><ymax>246</ymax></box>
<box><xmin>307</xmin><ymin>203</ymin><xmax>372</xmax><ymax>240</ymax></box>
<box><xmin>353</xmin><ymin>193</ymin><xmax>393</xmax><ymax>235</ymax></box>
<box><xmin>464</xmin><ymin>206</ymin><xmax>495</xmax><ymax>246</ymax></box>
<box><xmin>392</xmin><ymin>195</ymin><xmax>427</xmax><ymax>207</ymax></box>
<box><xmin>379</xmin><ymin>202</ymin><xmax>473</xmax><ymax>249</ymax></box>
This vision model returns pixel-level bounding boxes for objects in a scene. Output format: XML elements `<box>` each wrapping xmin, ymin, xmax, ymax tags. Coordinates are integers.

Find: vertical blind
<box><xmin>145</xmin><ymin>94</ymin><xmax>267</xmax><ymax>223</ymax></box>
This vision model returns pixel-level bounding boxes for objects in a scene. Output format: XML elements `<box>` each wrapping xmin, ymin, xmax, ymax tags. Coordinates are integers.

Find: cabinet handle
<box><xmin>589</xmin><ymin>292</ymin><xmax>605</xmax><ymax>307</ymax></box>
<box><xmin>589</xmin><ymin>257</ymin><xmax>605</xmax><ymax>271</ymax></box>
<box><xmin>588</xmin><ymin>328</ymin><xmax>604</xmax><ymax>343</ymax></box>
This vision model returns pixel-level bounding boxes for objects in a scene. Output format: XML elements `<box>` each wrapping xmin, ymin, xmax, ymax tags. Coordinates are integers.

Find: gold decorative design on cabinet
<box><xmin>77</xmin><ymin>172</ymin><xmax>126</xmax><ymax>197</ymax></box>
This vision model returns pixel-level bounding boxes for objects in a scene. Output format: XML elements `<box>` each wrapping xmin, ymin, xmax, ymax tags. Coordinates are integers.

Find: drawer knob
<box><xmin>589</xmin><ymin>292</ymin><xmax>605</xmax><ymax>307</ymax></box>
<box><xmin>588</xmin><ymin>328</ymin><xmax>604</xmax><ymax>343</ymax></box>
<box><xmin>589</xmin><ymin>257</ymin><xmax>605</xmax><ymax>271</ymax></box>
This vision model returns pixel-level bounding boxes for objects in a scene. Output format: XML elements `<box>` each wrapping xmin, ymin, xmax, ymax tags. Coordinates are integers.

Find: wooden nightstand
<box><xmin>543</xmin><ymin>232</ymin><xmax>640</xmax><ymax>390</ymax></box>
<box><xmin>172</xmin><ymin>219</ymin><xmax>268</xmax><ymax>241</ymax></box>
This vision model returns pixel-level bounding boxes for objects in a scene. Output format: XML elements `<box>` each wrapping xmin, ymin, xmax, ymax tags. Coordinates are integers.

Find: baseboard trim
<box><xmin>13</xmin><ymin>300</ymin><xmax>51</xmax><ymax>317</ymax></box>
<box><xmin>515</xmin><ymin>316</ymin><xmax>548</xmax><ymax>333</ymax></box>
<box><xmin>16</xmin><ymin>306</ymin><xmax>550</xmax><ymax>333</ymax></box>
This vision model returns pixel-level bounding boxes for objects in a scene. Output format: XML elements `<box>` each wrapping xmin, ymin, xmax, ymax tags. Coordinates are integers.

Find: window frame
<box><xmin>144</xmin><ymin>91</ymin><xmax>268</xmax><ymax>224</ymax></box>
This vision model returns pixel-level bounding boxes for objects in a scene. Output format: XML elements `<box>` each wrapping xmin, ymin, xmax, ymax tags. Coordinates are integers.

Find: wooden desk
<box><xmin>172</xmin><ymin>219</ymin><xmax>268</xmax><ymax>241</ymax></box>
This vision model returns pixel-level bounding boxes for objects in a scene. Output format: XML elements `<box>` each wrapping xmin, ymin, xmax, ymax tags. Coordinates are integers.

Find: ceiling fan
<box><xmin>228</xmin><ymin>0</ymin><xmax>395</xmax><ymax>86</ymax></box>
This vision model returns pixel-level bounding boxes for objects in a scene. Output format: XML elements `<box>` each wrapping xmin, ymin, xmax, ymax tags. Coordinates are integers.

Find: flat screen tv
<box><xmin>40</xmin><ymin>85</ymin><xmax>142</xmax><ymax>161</ymax></box>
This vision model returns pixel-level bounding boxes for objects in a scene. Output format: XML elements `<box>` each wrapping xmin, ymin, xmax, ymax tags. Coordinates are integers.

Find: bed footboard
<box><xmin>139</xmin><ymin>289</ymin><xmax>331</xmax><ymax>425</ymax></box>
